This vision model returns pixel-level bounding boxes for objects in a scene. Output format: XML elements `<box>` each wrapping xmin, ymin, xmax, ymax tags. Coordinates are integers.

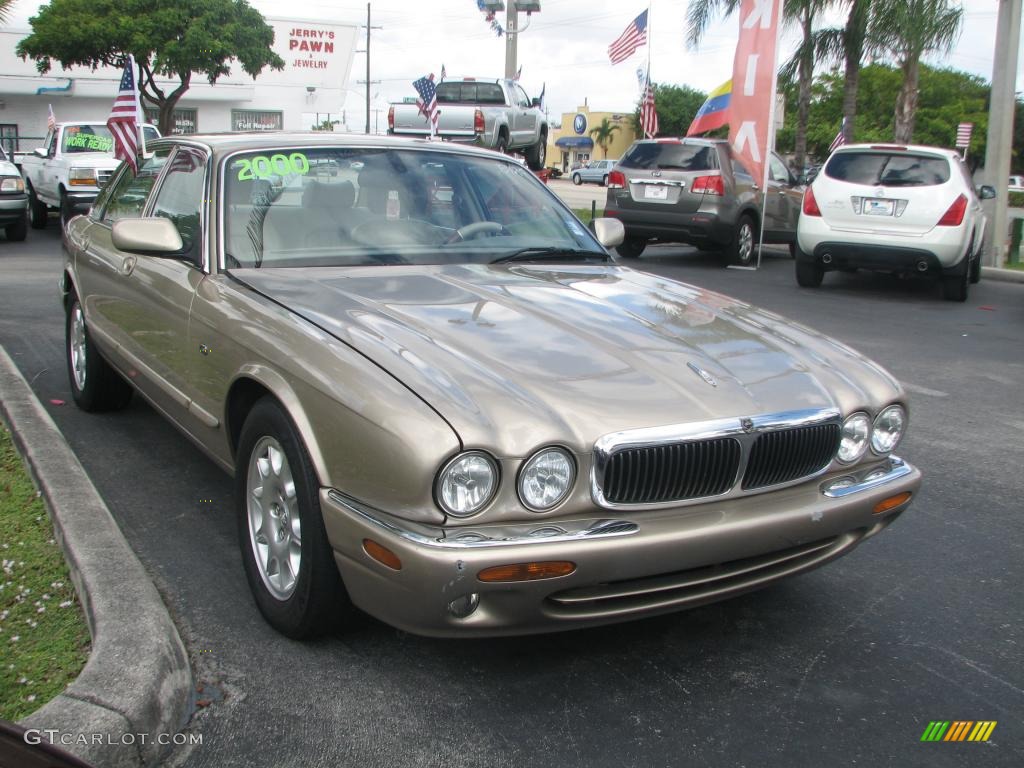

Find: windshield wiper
<box><xmin>490</xmin><ymin>247</ymin><xmax>609</xmax><ymax>264</ymax></box>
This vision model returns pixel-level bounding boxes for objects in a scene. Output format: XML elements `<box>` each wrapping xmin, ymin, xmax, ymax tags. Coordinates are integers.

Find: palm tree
<box><xmin>870</xmin><ymin>0</ymin><xmax>963</xmax><ymax>142</ymax></box>
<box><xmin>779</xmin><ymin>0</ymin><xmax>833</xmax><ymax>173</ymax></box>
<box><xmin>589</xmin><ymin>117</ymin><xmax>622</xmax><ymax>159</ymax></box>
<box><xmin>808</xmin><ymin>0</ymin><xmax>876</xmax><ymax>143</ymax></box>
<box><xmin>0</xmin><ymin>0</ymin><xmax>15</xmax><ymax>23</ymax></box>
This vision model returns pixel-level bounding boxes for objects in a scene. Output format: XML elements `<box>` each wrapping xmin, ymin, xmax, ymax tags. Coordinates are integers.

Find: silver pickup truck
<box><xmin>388</xmin><ymin>78</ymin><xmax>548</xmax><ymax>170</ymax></box>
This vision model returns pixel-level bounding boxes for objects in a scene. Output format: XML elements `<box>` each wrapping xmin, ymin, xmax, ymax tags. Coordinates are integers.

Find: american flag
<box><xmin>514</xmin><ymin>65</ymin><xmax>522</xmax><ymax>81</ymax></box>
<box><xmin>608</xmin><ymin>10</ymin><xmax>648</xmax><ymax>65</ymax></box>
<box><xmin>412</xmin><ymin>73</ymin><xmax>440</xmax><ymax>136</ymax></box>
<box><xmin>440</xmin><ymin>63</ymin><xmax>447</xmax><ymax>81</ymax></box>
<box><xmin>47</xmin><ymin>104</ymin><xmax>56</xmax><ymax>132</ymax></box>
<box><xmin>640</xmin><ymin>77</ymin><xmax>658</xmax><ymax>139</ymax></box>
<box><xmin>107</xmin><ymin>55</ymin><xmax>143</xmax><ymax>173</ymax></box>
<box><xmin>828</xmin><ymin>117</ymin><xmax>848</xmax><ymax>154</ymax></box>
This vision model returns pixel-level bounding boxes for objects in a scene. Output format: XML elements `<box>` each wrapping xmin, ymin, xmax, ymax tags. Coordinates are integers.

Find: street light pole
<box><xmin>365</xmin><ymin>2</ymin><xmax>371</xmax><ymax>134</ymax></box>
<box><xmin>504</xmin><ymin>2</ymin><xmax>517</xmax><ymax>80</ymax></box>
<box><xmin>981</xmin><ymin>0</ymin><xmax>1022</xmax><ymax>267</ymax></box>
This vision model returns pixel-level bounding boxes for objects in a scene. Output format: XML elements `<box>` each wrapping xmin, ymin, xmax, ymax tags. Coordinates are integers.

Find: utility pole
<box><xmin>981</xmin><ymin>0</ymin><xmax>1022</xmax><ymax>267</ymax></box>
<box><xmin>356</xmin><ymin>3</ymin><xmax>382</xmax><ymax>134</ymax></box>
<box><xmin>504</xmin><ymin>2</ymin><xmax>517</xmax><ymax>80</ymax></box>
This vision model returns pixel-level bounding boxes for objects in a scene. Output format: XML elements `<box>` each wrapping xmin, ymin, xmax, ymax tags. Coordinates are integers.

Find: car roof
<box><xmin>147</xmin><ymin>131</ymin><xmax>514</xmax><ymax>163</ymax></box>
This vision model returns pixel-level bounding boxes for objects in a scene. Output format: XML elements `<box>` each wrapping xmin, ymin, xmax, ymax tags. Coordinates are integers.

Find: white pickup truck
<box><xmin>388</xmin><ymin>78</ymin><xmax>548</xmax><ymax>170</ymax></box>
<box><xmin>20</xmin><ymin>121</ymin><xmax>160</xmax><ymax>229</ymax></box>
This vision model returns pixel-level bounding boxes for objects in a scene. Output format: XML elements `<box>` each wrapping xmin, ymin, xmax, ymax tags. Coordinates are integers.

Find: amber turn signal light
<box><xmin>362</xmin><ymin>539</ymin><xmax>402</xmax><ymax>570</ymax></box>
<box><xmin>477</xmin><ymin>561</ymin><xmax>576</xmax><ymax>583</ymax></box>
<box><xmin>873</xmin><ymin>492</ymin><xmax>912</xmax><ymax>515</ymax></box>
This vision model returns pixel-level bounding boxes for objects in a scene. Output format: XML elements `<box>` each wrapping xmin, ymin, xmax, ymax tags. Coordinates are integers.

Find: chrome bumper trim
<box><xmin>820</xmin><ymin>456</ymin><xmax>913</xmax><ymax>498</ymax></box>
<box><xmin>326</xmin><ymin>490</ymin><xmax>639</xmax><ymax>550</ymax></box>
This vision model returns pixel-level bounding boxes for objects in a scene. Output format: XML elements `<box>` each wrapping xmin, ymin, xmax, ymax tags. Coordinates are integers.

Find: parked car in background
<box><xmin>388</xmin><ymin>78</ymin><xmax>548</xmax><ymax>170</ymax></box>
<box><xmin>572</xmin><ymin>159</ymin><xmax>616</xmax><ymax>186</ymax></box>
<box><xmin>0</xmin><ymin>145</ymin><xmax>28</xmax><ymax>241</ymax></box>
<box><xmin>605</xmin><ymin>138</ymin><xmax>803</xmax><ymax>266</ymax></box>
<box><xmin>64</xmin><ymin>132</ymin><xmax>919</xmax><ymax>639</ymax></box>
<box><xmin>19</xmin><ymin>121</ymin><xmax>160</xmax><ymax>229</ymax></box>
<box><xmin>795</xmin><ymin>143</ymin><xmax>994</xmax><ymax>301</ymax></box>
<box><xmin>1009</xmin><ymin>175</ymin><xmax>1024</xmax><ymax>193</ymax></box>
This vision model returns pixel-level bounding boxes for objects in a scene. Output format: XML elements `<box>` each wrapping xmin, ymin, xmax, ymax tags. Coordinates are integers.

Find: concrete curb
<box><xmin>982</xmin><ymin>266</ymin><xmax>1024</xmax><ymax>283</ymax></box>
<box><xmin>0</xmin><ymin>347</ymin><xmax>193</xmax><ymax>767</ymax></box>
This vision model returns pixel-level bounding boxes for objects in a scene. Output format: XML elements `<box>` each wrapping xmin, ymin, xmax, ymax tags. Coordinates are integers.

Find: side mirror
<box><xmin>531</xmin><ymin>97</ymin><xmax>541</xmax><ymax>108</ymax></box>
<box><xmin>33</xmin><ymin>148</ymin><xmax>46</xmax><ymax>158</ymax></box>
<box><xmin>593</xmin><ymin>217</ymin><xmax>625</xmax><ymax>248</ymax></box>
<box><xmin>112</xmin><ymin>218</ymin><xmax>183</xmax><ymax>254</ymax></box>
<box><xmin>978</xmin><ymin>185</ymin><xmax>996</xmax><ymax>200</ymax></box>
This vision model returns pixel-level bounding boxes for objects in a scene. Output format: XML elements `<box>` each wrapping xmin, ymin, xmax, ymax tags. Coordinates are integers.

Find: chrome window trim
<box><xmin>591</xmin><ymin>407</ymin><xmax>842</xmax><ymax>510</ymax></box>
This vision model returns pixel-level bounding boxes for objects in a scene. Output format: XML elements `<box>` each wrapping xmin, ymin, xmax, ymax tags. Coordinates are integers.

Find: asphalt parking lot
<box><xmin>1</xmin><ymin>225</ymin><xmax>1022</xmax><ymax>768</ymax></box>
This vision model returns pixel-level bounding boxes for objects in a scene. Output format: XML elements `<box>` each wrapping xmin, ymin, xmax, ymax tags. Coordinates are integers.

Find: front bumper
<box><xmin>321</xmin><ymin>456</ymin><xmax>921</xmax><ymax>637</ymax></box>
<box><xmin>0</xmin><ymin>194</ymin><xmax>28</xmax><ymax>224</ymax></box>
<box><xmin>63</xmin><ymin>190</ymin><xmax>98</xmax><ymax>218</ymax></box>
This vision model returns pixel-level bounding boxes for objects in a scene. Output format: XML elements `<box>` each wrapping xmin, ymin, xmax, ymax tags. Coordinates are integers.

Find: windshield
<box><xmin>62</xmin><ymin>125</ymin><xmax>159</xmax><ymax>154</ymax></box>
<box><xmin>825</xmin><ymin>151</ymin><xmax>951</xmax><ymax>187</ymax></box>
<box><xmin>618</xmin><ymin>142</ymin><xmax>718</xmax><ymax>172</ymax></box>
<box><xmin>222</xmin><ymin>147</ymin><xmax>604</xmax><ymax>269</ymax></box>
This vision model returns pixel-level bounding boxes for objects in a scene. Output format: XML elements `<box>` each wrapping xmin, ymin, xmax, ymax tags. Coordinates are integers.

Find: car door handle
<box><xmin>120</xmin><ymin>256</ymin><xmax>137</xmax><ymax>276</ymax></box>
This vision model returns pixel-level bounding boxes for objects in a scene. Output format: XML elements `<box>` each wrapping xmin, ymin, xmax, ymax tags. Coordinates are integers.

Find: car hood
<box><xmin>233</xmin><ymin>264</ymin><xmax>902</xmax><ymax>456</ymax></box>
<box><xmin>62</xmin><ymin>153</ymin><xmax>120</xmax><ymax>168</ymax></box>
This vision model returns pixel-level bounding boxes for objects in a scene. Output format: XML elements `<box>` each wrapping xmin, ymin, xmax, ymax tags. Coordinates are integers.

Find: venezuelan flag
<box><xmin>687</xmin><ymin>80</ymin><xmax>731</xmax><ymax>136</ymax></box>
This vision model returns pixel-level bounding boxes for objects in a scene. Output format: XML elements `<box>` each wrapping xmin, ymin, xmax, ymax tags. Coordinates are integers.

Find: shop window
<box><xmin>144</xmin><ymin>108</ymin><xmax>198</xmax><ymax>135</ymax></box>
<box><xmin>0</xmin><ymin>125</ymin><xmax>18</xmax><ymax>157</ymax></box>
<box><xmin>231</xmin><ymin>111</ymin><xmax>283</xmax><ymax>132</ymax></box>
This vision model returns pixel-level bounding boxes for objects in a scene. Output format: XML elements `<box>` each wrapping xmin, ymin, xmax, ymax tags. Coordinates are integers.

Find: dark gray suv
<box><xmin>604</xmin><ymin>138</ymin><xmax>803</xmax><ymax>265</ymax></box>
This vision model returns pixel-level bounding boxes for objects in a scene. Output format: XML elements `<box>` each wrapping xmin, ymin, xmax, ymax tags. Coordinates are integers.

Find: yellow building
<box><xmin>547</xmin><ymin>103</ymin><xmax>638</xmax><ymax>172</ymax></box>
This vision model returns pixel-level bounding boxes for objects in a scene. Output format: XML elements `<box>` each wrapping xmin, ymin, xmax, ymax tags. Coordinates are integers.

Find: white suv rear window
<box><xmin>825</xmin><ymin>151</ymin><xmax>950</xmax><ymax>187</ymax></box>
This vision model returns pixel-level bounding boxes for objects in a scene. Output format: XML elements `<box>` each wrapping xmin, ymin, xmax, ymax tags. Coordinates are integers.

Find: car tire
<box><xmin>495</xmin><ymin>132</ymin><xmax>509</xmax><ymax>155</ymax></box>
<box><xmin>787</xmin><ymin>242</ymin><xmax>796</xmax><ymax>259</ymax></box>
<box><xmin>236</xmin><ymin>397</ymin><xmax>350</xmax><ymax>639</ymax></box>
<box><xmin>65</xmin><ymin>291</ymin><xmax>133</xmax><ymax>412</ymax></box>
<box><xmin>572</xmin><ymin>173</ymin><xmax>582</xmax><ymax>186</ymax></box>
<box><xmin>615</xmin><ymin>237</ymin><xmax>646</xmax><ymax>259</ymax></box>
<box><xmin>5</xmin><ymin>212</ymin><xmax>28</xmax><ymax>242</ymax></box>
<box><xmin>28</xmin><ymin>184</ymin><xmax>47</xmax><ymax>230</ymax></box>
<box><xmin>525</xmin><ymin>134</ymin><xmax>546</xmax><ymax>171</ymax></box>
<box><xmin>969</xmin><ymin>248</ymin><xmax>981</xmax><ymax>285</ymax></box>
<box><xmin>942</xmin><ymin>268</ymin><xmax>969</xmax><ymax>302</ymax></box>
<box><xmin>729</xmin><ymin>214</ymin><xmax>757</xmax><ymax>267</ymax></box>
<box><xmin>601</xmin><ymin>175</ymin><xmax>608</xmax><ymax>187</ymax></box>
<box><xmin>795</xmin><ymin>258</ymin><xmax>824</xmax><ymax>288</ymax></box>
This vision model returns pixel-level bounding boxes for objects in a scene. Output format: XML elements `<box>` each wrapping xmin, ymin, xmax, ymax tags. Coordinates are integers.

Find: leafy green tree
<box><xmin>870</xmin><ymin>0</ymin><xmax>963</xmax><ymax>142</ymax></box>
<box><xmin>0</xmin><ymin>0</ymin><xmax>15</xmax><ymax>23</ymax></box>
<box><xmin>631</xmin><ymin>83</ymin><xmax>709</xmax><ymax>138</ymax></box>
<box><xmin>589</xmin><ymin>117</ymin><xmax>622</xmax><ymax>158</ymax></box>
<box><xmin>779</xmin><ymin>0</ymin><xmax>834</xmax><ymax>173</ymax></box>
<box><xmin>17</xmin><ymin>0</ymin><xmax>285</xmax><ymax>135</ymax></box>
<box><xmin>809</xmin><ymin>0</ymin><xmax>877</xmax><ymax>142</ymax></box>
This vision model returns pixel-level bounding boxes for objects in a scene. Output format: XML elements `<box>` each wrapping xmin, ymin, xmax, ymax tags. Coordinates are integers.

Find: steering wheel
<box><xmin>447</xmin><ymin>221</ymin><xmax>510</xmax><ymax>242</ymax></box>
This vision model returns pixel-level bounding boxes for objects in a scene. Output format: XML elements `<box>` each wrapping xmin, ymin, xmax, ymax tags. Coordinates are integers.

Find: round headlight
<box><xmin>436</xmin><ymin>451</ymin><xmax>498</xmax><ymax>518</ymax></box>
<box><xmin>871</xmin><ymin>405</ymin><xmax>906</xmax><ymax>454</ymax></box>
<box><xmin>837</xmin><ymin>413</ymin><xmax>871</xmax><ymax>463</ymax></box>
<box><xmin>518</xmin><ymin>448</ymin><xmax>576</xmax><ymax>512</ymax></box>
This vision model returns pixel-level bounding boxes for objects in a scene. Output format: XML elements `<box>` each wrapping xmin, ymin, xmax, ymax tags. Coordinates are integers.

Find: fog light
<box><xmin>478</xmin><ymin>561</ymin><xmax>576</xmax><ymax>582</ymax></box>
<box><xmin>873</xmin><ymin>492</ymin><xmax>911</xmax><ymax>515</ymax></box>
<box><xmin>448</xmin><ymin>593</ymin><xmax>480</xmax><ymax>618</ymax></box>
<box><xmin>362</xmin><ymin>539</ymin><xmax>402</xmax><ymax>570</ymax></box>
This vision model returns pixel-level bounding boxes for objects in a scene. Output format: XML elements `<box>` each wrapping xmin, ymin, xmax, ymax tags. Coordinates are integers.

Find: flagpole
<box><xmin>754</xmin><ymin>0</ymin><xmax>784</xmax><ymax>271</ymax></box>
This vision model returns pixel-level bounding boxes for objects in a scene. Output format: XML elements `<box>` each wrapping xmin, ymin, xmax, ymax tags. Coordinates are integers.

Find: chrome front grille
<box><xmin>602</xmin><ymin>438</ymin><xmax>740</xmax><ymax>504</ymax></box>
<box><xmin>742</xmin><ymin>423</ymin><xmax>840</xmax><ymax>490</ymax></box>
<box><xmin>592</xmin><ymin>409</ymin><xmax>841</xmax><ymax>508</ymax></box>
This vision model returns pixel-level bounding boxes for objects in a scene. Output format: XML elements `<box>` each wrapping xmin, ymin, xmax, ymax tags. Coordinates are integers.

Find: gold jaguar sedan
<box><xmin>62</xmin><ymin>134</ymin><xmax>921</xmax><ymax>638</ymax></box>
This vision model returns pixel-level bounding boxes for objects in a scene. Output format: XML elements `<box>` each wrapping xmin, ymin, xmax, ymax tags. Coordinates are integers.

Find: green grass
<box><xmin>1008</xmin><ymin>191</ymin><xmax>1024</xmax><ymax>208</ymax></box>
<box><xmin>0</xmin><ymin>424</ymin><xmax>89</xmax><ymax>721</ymax></box>
<box><xmin>1001</xmin><ymin>260</ymin><xmax>1024</xmax><ymax>271</ymax></box>
<box><xmin>573</xmin><ymin>207</ymin><xmax>605</xmax><ymax>222</ymax></box>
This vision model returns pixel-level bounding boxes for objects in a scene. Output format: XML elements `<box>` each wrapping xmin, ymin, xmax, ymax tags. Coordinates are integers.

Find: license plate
<box><xmin>865</xmin><ymin>198</ymin><xmax>894</xmax><ymax>216</ymax></box>
<box><xmin>644</xmin><ymin>185</ymin><xmax>668</xmax><ymax>200</ymax></box>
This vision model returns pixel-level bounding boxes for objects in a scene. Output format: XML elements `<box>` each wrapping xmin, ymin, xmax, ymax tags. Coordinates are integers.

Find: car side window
<box><xmin>44</xmin><ymin>130</ymin><xmax>55</xmax><ymax>157</ymax></box>
<box><xmin>733</xmin><ymin>159</ymin><xmax>753</xmax><ymax>184</ymax></box>
<box><xmin>102</xmin><ymin>149</ymin><xmax>171</xmax><ymax>224</ymax></box>
<box><xmin>514</xmin><ymin>85</ymin><xmax>531</xmax><ymax>108</ymax></box>
<box><xmin>149</xmin><ymin>147</ymin><xmax>207</xmax><ymax>267</ymax></box>
<box><xmin>769</xmin><ymin>155</ymin><xmax>790</xmax><ymax>184</ymax></box>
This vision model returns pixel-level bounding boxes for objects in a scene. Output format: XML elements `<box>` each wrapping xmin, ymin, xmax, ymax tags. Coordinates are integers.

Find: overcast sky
<box><xmin>5</xmin><ymin>0</ymin><xmax>1020</xmax><ymax>130</ymax></box>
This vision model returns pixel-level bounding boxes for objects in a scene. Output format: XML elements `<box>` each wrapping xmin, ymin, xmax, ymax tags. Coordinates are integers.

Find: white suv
<box><xmin>795</xmin><ymin>143</ymin><xmax>995</xmax><ymax>301</ymax></box>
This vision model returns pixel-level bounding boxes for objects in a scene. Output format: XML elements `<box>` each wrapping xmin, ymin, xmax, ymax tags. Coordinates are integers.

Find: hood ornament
<box><xmin>740</xmin><ymin>417</ymin><xmax>755</xmax><ymax>433</ymax></box>
<box><xmin>687</xmin><ymin>361</ymin><xmax>717</xmax><ymax>388</ymax></box>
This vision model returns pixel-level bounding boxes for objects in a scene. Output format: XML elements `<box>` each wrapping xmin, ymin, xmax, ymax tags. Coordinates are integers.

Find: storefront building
<box><xmin>546</xmin><ymin>103</ymin><xmax>637</xmax><ymax>172</ymax></box>
<box><xmin>0</xmin><ymin>18</ymin><xmax>357</xmax><ymax>155</ymax></box>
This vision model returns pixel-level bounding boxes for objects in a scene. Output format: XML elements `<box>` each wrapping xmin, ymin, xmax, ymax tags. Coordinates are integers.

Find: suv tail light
<box><xmin>937</xmin><ymin>194</ymin><xmax>967</xmax><ymax>227</ymax></box>
<box><xmin>802</xmin><ymin>187</ymin><xmax>822</xmax><ymax>216</ymax></box>
<box><xmin>691</xmin><ymin>175</ymin><xmax>724</xmax><ymax>195</ymax></box>
<box><xmin>608</xmin><ymin>170</ymin><xmax>626</xmax><ymax>189</ymax></box>
<box><xmin>387</xmin><ymin>106</ymin><xmax>394</xmax><ymax>132</ymax></box>
<box><xmin>474</xmin><ymin>109</ymin><xmax>485</xmax><ymax>134</ymax></box>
